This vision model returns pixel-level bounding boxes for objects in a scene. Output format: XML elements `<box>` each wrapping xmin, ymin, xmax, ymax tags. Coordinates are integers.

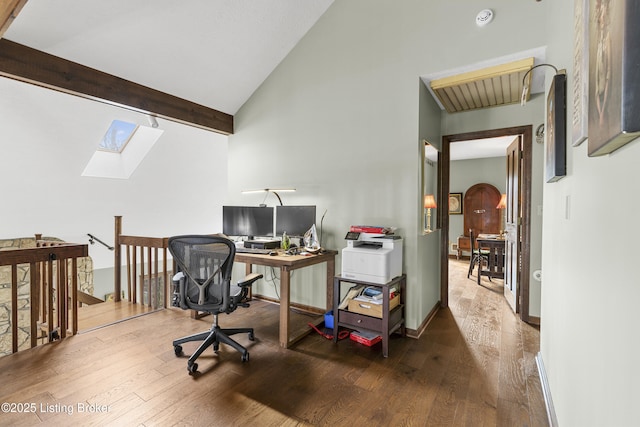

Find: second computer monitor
<box><xmin>275</xmin><ymin>205</ymin><xmax>316</xmax><ymax>237</ymax></box>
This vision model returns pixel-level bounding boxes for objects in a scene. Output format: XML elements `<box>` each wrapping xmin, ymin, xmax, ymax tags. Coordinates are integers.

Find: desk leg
<box><xmin>279</xmin><ymin>266</ymin><xmax>291</xmax><ymax>348</ymax></box>
<box><xmin>326</xmin><ymin>257</ymin><xmax>335</xmax><ymax>311</ymax></box>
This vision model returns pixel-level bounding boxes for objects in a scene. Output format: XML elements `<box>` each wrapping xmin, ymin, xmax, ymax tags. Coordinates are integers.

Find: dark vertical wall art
<box><xmin>546</xmin><ymin>73</ymin><xmax>567</xmax><ymax>183</ymax></box>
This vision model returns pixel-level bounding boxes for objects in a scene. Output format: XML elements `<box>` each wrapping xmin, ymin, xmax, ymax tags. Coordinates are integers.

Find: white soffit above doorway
<box><xmin>425</xmin><ymin>135</ymin><xmax>517</xmax><ymax>162</ymax></box>
<box><xmin>450</xmin><ymin>135</ymin><xmax>517</xmax><ymax>160</ymax></box>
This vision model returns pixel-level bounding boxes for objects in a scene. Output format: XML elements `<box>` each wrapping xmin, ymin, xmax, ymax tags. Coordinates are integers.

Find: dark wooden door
<box><xmin>504</xmin><ymin>137</ymin><xmax>521</xmax><ymax>312</ymax></box>
<box><xmin>463</xmin><ymin>183</ymin><xmax>501</xmax><ymax>237</ymax></box>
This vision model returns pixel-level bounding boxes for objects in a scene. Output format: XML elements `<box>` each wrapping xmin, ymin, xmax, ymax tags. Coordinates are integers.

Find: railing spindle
<box><xmin>11</xmin><ymin>265</ymin><xmax>18</xmax><ymax>353</ymax></box>
<box><xmin>71</xmin><ymin>257</ymin><xmax>78</xmax><ymax>334</ymax></box>
<box><xmin>30</xmin><ymin>262</ymin><xmax>38</xmax><ymax>348</ymax></box>
<box><xmin>47</xmin><ymin>258</ymin><xmax>54</xmax><ymax>342</ymax></box>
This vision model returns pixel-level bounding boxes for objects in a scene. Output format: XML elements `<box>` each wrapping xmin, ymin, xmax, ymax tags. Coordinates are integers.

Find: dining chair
<box><xmin>467</xmin><ymin>229</ymin><xmax>489</xmax><ymax>279</ymax></box>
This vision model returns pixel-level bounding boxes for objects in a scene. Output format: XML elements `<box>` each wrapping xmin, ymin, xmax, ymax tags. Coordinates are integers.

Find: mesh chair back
<box><xmin>168</xmin><ymin>235</ymin><xmax>235</xmax><ymax>313</ymax></box>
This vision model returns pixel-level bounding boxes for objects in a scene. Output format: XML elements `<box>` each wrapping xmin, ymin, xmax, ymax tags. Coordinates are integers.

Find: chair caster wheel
<box><xmin>241</xmin><ymin>352</ymin><xmax>250</xmax><ymax>362</ymax></box>
<box><xmin>188</xmin><ymin>362</ymin><xmax>198</xmax><ymax>374</ymax></box>
<box><xmin>248</xmin><ymin>331</ymin><xmax>255</xmax><ymax>341</ymax></box>
<box><xmin>174</xmin><ymin>345</ymin><xmax>183</xmax><ymax>356</ymax></box>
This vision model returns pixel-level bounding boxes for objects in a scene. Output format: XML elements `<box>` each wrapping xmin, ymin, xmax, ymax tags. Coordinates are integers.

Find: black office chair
<box><xmin>168</xmin><ymin>235</ymin><xmax>263</xmax><ymax>374</ymax></box>
<box><xmin>467</xmin><ymin>229</ymin><xmax>489</xmax><ymax>279</ymax></box>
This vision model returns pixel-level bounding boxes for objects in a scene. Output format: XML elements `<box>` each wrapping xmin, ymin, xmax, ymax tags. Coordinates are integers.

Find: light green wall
<box><xmin>541</xmin><ymin>1</ymin><xmax>640</xmax><ymax>425</ymax></box>
<box><xmin>228</xmin><ymin>0</ymin><xmax>546</xmax><ymax>330</ymax></box>
<box><xmin>418</xmin><ymin>75</ymin><xmax>444</xmax><ymax>323</ymax></box>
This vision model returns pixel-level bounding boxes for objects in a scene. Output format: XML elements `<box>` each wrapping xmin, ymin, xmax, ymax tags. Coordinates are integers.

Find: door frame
<box><xmin>439</xmin><ymin>125</ymin><xmax>533</xmax><ymax>323</ymax></box>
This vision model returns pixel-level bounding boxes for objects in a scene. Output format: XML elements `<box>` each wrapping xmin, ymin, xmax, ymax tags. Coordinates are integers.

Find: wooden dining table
<box><xmin>476</xmin><ymin>235</ymin><xmax>506</xmax><ymax>284</ymax></box>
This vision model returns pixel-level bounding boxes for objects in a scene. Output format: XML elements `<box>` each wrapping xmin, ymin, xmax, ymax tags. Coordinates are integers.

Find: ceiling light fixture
<box><xmin>147</xmin><ymin>115</ymin><xmax>159</xmax><ymax>128</ymax></box>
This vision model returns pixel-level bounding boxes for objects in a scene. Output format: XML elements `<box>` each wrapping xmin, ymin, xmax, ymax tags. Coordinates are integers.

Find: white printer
<box><xmin>341</xmin><ymin>231</ymin><xmax>403</xmax><ymax>284</ymax></box>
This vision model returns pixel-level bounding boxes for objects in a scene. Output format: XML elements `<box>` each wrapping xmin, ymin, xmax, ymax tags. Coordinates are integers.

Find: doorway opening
<box><xmin>438</xmin><ymin>125</ymin><xmax>534</xmax><ymax>323</ymax></box>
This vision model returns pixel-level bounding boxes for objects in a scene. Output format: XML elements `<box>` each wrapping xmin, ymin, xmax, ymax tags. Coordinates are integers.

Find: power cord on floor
<box><xmin>308</xmin><ymin>322</ymin><xmax>349</xmax><ymax>340</ymax></box>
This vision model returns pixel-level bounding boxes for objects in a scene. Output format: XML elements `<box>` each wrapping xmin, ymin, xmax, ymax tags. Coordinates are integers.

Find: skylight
<box><xmin>98</xmin><ymin>120</ymin><xmax>137</xmax><ymax>153</ymax></box>
<box><xmin>82</xmin><ymin>119</ymin><xmax>164</xmax><ymax>179</ymax></box>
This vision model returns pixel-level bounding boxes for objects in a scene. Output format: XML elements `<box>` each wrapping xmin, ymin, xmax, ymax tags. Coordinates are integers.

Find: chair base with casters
<box><xmin>173</xmin><ymin>313</ymin><xmax>255</xmax><ymax>374</ymax></box>
<box><xmin>172</xmin><ymin>272</ymin><xmax>262</xmax><ymax>373</ymax></box>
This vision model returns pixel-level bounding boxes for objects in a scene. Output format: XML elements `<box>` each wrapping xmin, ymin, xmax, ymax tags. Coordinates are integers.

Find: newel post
<box><xmin>114</xmin><ymin>216</ymin><xmax>122</xmax><ymax>302</ymax></box>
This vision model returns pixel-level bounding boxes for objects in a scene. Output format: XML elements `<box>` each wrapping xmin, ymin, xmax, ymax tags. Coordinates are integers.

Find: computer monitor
<box><xmin>275</xmin><ymin>205</ymin><xmax>316</xmax><ymax>237</ymax></box>
<box><xmin>222</xmin><ymin>206</ymin><xmax>274</xmax><ymax>238</ymax></box>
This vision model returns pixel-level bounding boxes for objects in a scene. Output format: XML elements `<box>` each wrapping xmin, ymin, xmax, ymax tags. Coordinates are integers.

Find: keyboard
<box><xmin>236</xmin><ymin>247</ymin><xmax>273</xmax><ymax>254</ymax></box>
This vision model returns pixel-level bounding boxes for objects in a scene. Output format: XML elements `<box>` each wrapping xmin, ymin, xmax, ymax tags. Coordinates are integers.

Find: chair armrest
<box><xmin>237</xmin><ymin>273</ymin><xmax>263</xmax><ymax>288</ymax></box>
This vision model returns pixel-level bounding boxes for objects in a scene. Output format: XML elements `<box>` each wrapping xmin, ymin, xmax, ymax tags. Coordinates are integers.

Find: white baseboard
<box><xmin>536</xmin><ymin>352</ymin><xmax>559</xmax><ymax>427</ymax></box>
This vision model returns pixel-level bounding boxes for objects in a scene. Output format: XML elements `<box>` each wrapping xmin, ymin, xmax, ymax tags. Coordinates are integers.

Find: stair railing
<box><xmin>0</xmin><ymin>239</ymin><xmax>88</xmax><ymax>354</ymax></box>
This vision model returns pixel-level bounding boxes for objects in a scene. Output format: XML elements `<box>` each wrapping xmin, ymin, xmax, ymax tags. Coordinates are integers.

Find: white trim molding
<box><xmin>536</xmin><ymin>352</ymin><xmax>559</xmax><ymax>427</ymax></box>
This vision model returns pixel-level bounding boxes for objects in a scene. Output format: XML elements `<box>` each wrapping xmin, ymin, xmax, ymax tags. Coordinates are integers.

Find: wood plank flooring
<box><xmin>77</xmin><ymin>300</ymin><xmax>158</xmax><ymax>332</ymax></box>
<box><xmin>0</xmin><ymin>259</ymin><xmax>547</xmax><ymax>426</ymax></box>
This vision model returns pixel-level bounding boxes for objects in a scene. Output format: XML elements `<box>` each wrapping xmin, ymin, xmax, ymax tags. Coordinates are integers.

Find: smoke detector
<box><xmin>475</xmin><ymin>9</ymin><xmax>494</xmax><ymax>27</ymax></box>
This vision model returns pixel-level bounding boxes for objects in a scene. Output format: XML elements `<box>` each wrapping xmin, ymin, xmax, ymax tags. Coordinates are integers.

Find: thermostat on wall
<box><xmin>475</xmin><ymin>9</ymin><xmax>494</xmax><ymax>27</ymax></box>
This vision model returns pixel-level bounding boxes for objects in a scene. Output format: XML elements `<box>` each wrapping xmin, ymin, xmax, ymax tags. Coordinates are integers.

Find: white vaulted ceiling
<box><xmin>3</xmin><ymin>0</ymin><xmax>334</xmax><ymax>115</ymax></box>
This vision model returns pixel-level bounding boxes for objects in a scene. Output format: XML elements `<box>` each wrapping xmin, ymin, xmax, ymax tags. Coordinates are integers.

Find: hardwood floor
<box><xmin>78</xmin><ymin>300</ymin><xmax>158</xmax><ymax>332</ymax></box>
<box><xmin>0</xmin><ymin>259</ymin><xmax>547</xmax><ymax>426</ymax></box>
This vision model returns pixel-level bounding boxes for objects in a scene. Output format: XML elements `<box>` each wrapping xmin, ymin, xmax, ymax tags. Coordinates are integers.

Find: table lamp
<box><xmin>424</xmin><ymin>194</ymin><xmax>437</xmax><ymax>232</ymax></box>
<box><xmin>496</xmin><ymin>193</ymin><xmax>507</xmax><ymax>237</ymax></box>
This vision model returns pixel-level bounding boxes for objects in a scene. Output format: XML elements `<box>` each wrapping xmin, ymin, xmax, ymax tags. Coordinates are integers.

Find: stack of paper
<box><xmin>338</xmin><ymin>285</ymin><xmax>364</xmax><ymax>310</ymax></box>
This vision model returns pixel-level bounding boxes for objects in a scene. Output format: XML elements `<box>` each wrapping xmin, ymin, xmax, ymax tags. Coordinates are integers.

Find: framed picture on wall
<box><xmin>587</xmin><ymin>0</ymin><xmax>640</xmax><ymax>156</ymax></box>
<box><xmin>545</xmin><ymin>73</ymin><xmax>567</xmax><ymax>183</ymax></box>
<box><xmin>449</xmin><ymin>193</ymin><xmax>462</xmax><ymax>215</ymax></box>
<box><xmin>572</xmin><ymin>0</ymin><xmax>589</xmax><ymax>146</ymax></box>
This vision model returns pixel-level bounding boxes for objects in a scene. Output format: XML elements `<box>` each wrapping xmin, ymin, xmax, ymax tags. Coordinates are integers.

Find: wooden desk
<box><xmin>476</xmin><ymin>238</ymin><xmax>505</xmax><ymax>284</ymax></box>
<box><xmin>234</xmin><ymin>249</ymin><xmax>337</xmax><ymax>348</ymax></box>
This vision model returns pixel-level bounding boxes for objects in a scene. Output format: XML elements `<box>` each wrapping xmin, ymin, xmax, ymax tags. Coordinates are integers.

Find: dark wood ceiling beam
<box><xmin>0</xmin><ymin>39</ymin><xmax>233</xmax><ymax>134</ymax></box>
<box><xmin>0</xmin><ymin>0</ymin><xmax>27</xmax><ymax>38</ymax></box>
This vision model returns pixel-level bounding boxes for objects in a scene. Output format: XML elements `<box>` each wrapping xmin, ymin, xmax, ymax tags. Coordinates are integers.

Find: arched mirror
<box><xmin>422</xmin><ymin>140</ymin><xmax>439</xmax><ymax>233</ymax></box>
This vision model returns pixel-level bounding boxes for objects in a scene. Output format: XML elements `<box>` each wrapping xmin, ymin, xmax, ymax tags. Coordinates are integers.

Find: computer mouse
<box><xmin>269</xmin><ymin>251</ymin><xmax>277</xmax><ymax>256</ymax></box>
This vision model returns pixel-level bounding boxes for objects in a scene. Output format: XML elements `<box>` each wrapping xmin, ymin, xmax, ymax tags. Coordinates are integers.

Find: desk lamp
<box><xmin>496</xmin><ymin>194</ymin><xmax>507</xmax><ymax>237</ymax></box>
<box><xmin>242</xmin><ymin>188</ymin><xmax>295</xmax><ymax>206</ymax></box>
<box><xmin>424</xmin><ymin>194</ymin><xmax>437</xmax><ymax>233</ymax></box>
